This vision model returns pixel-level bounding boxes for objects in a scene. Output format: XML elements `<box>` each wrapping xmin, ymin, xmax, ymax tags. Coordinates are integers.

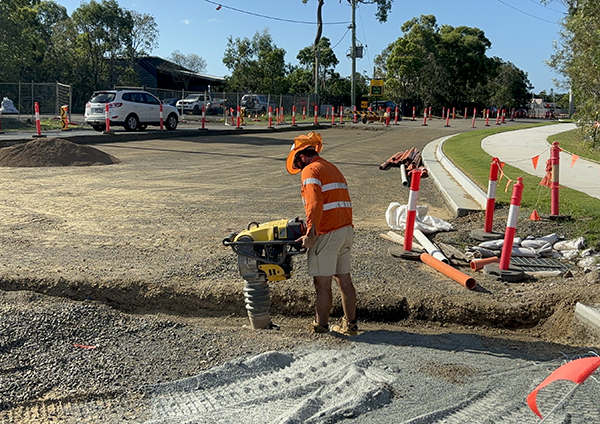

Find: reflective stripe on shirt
<box><xmin>322</xmin><ymin>182</ymin><xmax>348</xmax><ymax>192</ymax></box>
<box><xmin>323</xmin><ymin>201</ymin><xmax>352</xmax><ymax>211</ymax></box>
<box><xmin>302</xmin><ymin>178</ymin><xmax>321</xmax><ymax>186</ymax></box>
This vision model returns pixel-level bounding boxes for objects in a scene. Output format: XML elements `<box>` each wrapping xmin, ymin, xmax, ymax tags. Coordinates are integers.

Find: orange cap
<box><xmin>286</xmin><ymin>132</ymin><xmax>323</xmax><ymax>174</ymax></box>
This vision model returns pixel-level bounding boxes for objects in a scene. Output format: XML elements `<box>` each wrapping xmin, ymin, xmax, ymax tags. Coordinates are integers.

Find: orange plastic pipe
<box><xmin>470</xmin><ymin>256</ymin><xmax>499</xmax><ymax>271</ymax></box>
<box><xmin>420</xmin><ymin>253</ymin><xmax>476</xmax><ymax>290</ymax></box>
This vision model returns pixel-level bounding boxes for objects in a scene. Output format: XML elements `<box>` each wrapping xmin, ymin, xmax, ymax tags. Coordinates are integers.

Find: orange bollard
<box><xmin>421</xmin><ymin>253</ymin><xmax>476</xmax><ymax>289</ymax></box>
<box><xmin>314</xmin><ymin>104</ymin><xmax>318</xmax><ymax>125</ymax></box>
<box><xmin>470</xmin><ymin>256</ymin><xmax>499</xmax><ymax>271</ymax></box>
<box><xmin>268</xmin><ymin>106</ymin><xmax>273</xmax><ymax>128</ymax></box>
<box><xmin>159</xmin><ymin>103</ymin><xmax>164</xmax><ymax>130</ymax></box>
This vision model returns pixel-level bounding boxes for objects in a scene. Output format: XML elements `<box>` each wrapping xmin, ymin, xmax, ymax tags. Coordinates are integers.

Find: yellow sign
<box><xmin>361</xmin><ymin>101</ymin><xmax>368</xmax><ymax>109</ymax></box>
<box><xmin>370</xmin><ymin>79</ymin><xmax>384</xmax><ymax>96</ymax></box>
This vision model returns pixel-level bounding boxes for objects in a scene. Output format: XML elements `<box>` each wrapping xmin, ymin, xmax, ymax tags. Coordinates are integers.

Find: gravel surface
<box><xmin>0</xmin><ymin>122</ymin><xmax>599</xmax><ymax>422</ymax></box>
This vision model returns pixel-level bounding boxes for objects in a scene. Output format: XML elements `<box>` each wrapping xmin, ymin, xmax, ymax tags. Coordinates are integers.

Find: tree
<box><xmin>223</xmin><ymin>29</ymin><xmax>287</xmax><ymax>94</ymax></box>
<box><xmin>0</xmin><ymin>0</ymin><xmax>68</xmax><ymax>82</ymax></box>
<box><xmin>165</xmin><ymin>50</ymin><xmax>207</xmax><ymax>90</ymax></box>
<box><xmin>71</xmin><ymin>0</ymin><xmax>134</xmax><ymax>87</ymax></box>
<box><xmin>488</xmin><ymin>59</ymin><xmax>532</xmax><ymax>109</ymax></box>
<box><xmin>546</xmin><ymin>0</ymin><xmax>600</xmax><ymax>125</ymax></box>
<box><xmin>297</xmin><ymin>37</ymin><xmax>339</xmax><ymax>93</ymax></box>
<box><xmin>127</xmin><ymin>11</ymin><xmax>159</xmax><ymax>59</ymax></box>
<box><xmin>301</xmin><ymin>0</ymin><xmax>394</xmax><ymax>23</ymax></box>
<box><xmin>378</xmin><ymin>14</ymin><xmax>528</xmax><ymax>113</ymax></box>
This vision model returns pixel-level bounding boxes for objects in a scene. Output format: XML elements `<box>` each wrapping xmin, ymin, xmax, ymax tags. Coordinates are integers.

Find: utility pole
<box><xmin>350</xmin><ymin>0</ymin><xmax>357</xmax><ymax>107</ymax></box>
<box><xmin>314</xmin><ymin>0</ymin><xmax>324</xmax><ymax>97</ymax></box>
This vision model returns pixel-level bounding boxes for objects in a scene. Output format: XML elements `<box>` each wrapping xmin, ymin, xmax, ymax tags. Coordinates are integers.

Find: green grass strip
<box><xmin>442</xmin><ymin>122</ymin><xmax>600</xmax><ymax>248</ymax></box>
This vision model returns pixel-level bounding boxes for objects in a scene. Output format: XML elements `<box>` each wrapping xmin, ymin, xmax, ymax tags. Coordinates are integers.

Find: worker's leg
<box><xmin>313</xmin><ymin>275</ymin><xmax>333</xmax><ymax>326</ymax></box>
<box><xmin>334</xmin><ymin>273</ymin><xmax>356</xmax><ymax>322</ymax></box>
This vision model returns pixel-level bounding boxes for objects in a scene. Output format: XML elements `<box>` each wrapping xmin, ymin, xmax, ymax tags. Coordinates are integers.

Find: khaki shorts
<box><xmin>307</xmin><ymin>225</ymin><xmax>353</xmax><ymax>277</ymax></box>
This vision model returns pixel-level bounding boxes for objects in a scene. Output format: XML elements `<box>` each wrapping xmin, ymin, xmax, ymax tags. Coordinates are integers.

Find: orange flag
<box><xmin>531</xmin><ymin>155</ymin><xmax>539</xmax><ymax>169</ymax></box>
<box><xmin>527</xmin><ymin>356</ymin><xmax>600</xmax><ymax>418</ymax></box>
<box><xmin>571</xmin><ymin>154</ymin><xmax>579</xmax><ymax>167</ymax></box>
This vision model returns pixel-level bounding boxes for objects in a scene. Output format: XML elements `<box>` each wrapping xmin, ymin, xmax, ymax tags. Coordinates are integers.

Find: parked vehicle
<box><xmin>206</xmin><ymin>97</ymin><xmax>233</xmax><ymax>115</ymax></box>
<box><xmin>84</xmin><ymin>89</ymin><xmax>179</xmax><ymax>132</ymax></box>
<box><xmin>176</xmin><ymin>93</ymin><xmax>211</xmax><ymax>115</ymax></box>
<box><xmin>240</xmin><ymin>94</ymin><xmax>277</xmax><ymax>114</ymax></box>
<box><xmin>162</xmin><ymin>98</ymin><xmax>180</xmax><ymax>108</ymax></box>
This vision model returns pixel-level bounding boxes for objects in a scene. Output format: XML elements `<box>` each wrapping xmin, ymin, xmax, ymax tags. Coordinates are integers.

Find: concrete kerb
<box><xmin>422</xmin><ymin>135</ymin><xmax>486</xmax><ymax>217</ymax></box>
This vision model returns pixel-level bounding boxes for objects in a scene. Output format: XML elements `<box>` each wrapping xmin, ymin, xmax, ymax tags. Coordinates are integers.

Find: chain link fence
<box><xmin>0</xmin><ymin>82</ymin><xmax>73</xmax><ymax>121</ymax></box>
<box><xmin>117</xmin><ymin>86</ymin><xmax>322</xmax><ymax>117</ymax></box>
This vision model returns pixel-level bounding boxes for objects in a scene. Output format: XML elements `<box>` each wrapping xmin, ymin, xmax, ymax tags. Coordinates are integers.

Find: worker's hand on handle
<box><xmin>297</xmin><ymin>226</ymin><xmax>317</xmax><ymax>248</ymax></box>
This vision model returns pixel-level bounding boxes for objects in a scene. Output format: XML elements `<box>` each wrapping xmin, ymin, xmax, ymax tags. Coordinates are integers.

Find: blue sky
<box><xmin>58</xmin><ymin>0</ymin><xmax>568</xmax><ymax>94</ymax></box>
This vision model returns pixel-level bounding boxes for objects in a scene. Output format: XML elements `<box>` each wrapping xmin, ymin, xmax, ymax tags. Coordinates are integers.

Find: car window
<box><xmin>144</xmin><ymin>93</ymin><xmax>160</xmax><ymax>105</ymax></box>
<box><xmin>89</xmin><ymin>92</ymin><xmax>116</xmax><ymax>103</ymax></box>
<box><xmin>121</xmin><ymin>93</ymin><xmax>133</xmax><ymax>102</ymax></box>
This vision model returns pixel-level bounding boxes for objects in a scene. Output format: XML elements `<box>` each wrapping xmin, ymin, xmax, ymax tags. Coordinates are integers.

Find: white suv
<box><xmin>85</xmin><ymin>90</ymin><xmax>179</xmax><ymax>132</ymax></box>
<box><xmin>176</xmin><ymin>93</ymin><xmax>210</xmax><ymax>115</ymax></box>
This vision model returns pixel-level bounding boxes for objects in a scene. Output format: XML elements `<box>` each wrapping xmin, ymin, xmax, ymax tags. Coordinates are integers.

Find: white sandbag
<box><xmin>511</xmin><ymin>246</ymin><xmax>538</xmax><ymax>257</ymax></box>
<box><xmin>385</xmin><ymin>202</ymin><xmax>454</xmax><ymax>234</ymax></box>
<box><xmin>561</xmin><ymin>249</ymin><xmax>580</xmax><ymax>260</ymax></box>
<box><xmin>467</xmin><ymin>246</ymin><xmax>500</xmax><ymax>258</ymax></box>
<box><xmin>554</xmin><ymin>237</ymin><xmax>585</xmax><ymax>251</ymax></box>
<box><xmin>478</xmin><ymin>238</ymin><xmax>522</xmax><ymax>250</ymax></box>
<box><xmin>578</xmin><ymin>254</ymin><xmax>600</xmax><ymax>269</ymax></box>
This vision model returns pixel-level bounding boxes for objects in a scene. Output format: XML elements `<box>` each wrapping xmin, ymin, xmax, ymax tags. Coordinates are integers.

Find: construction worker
<box><xmin>286</xmin><ymin>132</ymin><xmax>358</xmax><ymax>336</ymax></box>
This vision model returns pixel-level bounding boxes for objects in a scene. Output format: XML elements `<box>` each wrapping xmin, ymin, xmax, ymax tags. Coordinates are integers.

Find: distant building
<box><xmin>529</xmin><ymin>98</ymin><xmax>560</xmax><ymax>118</ymax></box>
<box><xmin>118</xmin><ymin>56</ymin><xmax>225</xmax><ymax>92</ymax></box>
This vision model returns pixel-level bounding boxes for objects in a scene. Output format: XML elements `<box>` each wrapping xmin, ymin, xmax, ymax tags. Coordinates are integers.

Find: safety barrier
<box><xmin>482</xmin><ymin>177</ymin><xmax>526</xmax><ymax>282</ymax></box>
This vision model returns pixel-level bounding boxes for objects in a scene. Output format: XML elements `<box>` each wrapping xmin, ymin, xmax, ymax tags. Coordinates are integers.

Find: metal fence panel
<box><xmin>0</xmin><ymin>82</ymin><xmax>72</xmax><ymax>121</ymax></box>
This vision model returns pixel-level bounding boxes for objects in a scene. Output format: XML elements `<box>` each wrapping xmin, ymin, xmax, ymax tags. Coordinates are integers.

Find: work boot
<box><xmin>331</xmin><ymin>317</ymin><xmax>358</xmax><ymax>336</ymax></box>
<box><xmin>311</xmin><ymin>321</ymin><xmax>329</xmax><ymax>334</ymax></box>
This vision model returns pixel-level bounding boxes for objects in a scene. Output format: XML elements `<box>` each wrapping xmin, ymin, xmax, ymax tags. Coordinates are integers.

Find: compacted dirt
<box><xmin>0</xmin><ymin>122</ymin><xmax>598</xmax><ymax>421</ymax></box>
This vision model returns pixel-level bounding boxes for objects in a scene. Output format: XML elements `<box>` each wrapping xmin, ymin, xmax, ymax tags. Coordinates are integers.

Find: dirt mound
<box><xmin>0</xmin><ymin>138</ymin><xmax>120</xmax><ymax>167</ymax></box>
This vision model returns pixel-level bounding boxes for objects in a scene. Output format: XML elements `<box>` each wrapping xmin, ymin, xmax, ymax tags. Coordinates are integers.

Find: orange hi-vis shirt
<box><xmin>300</xmin><ymin>156</ymin><xmax>353</xmax><ymax>236</ymax></box>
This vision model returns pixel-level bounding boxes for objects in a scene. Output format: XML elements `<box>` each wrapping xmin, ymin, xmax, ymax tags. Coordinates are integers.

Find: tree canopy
<box><xmin>546</xmin><ymin>0</ymin><xmax>600</xmax><ymax>126</ymax></box>
<box><xmin>375</xmin><ymin>15</ymin><xmax>531</xmax><ymax>112</ymax></box>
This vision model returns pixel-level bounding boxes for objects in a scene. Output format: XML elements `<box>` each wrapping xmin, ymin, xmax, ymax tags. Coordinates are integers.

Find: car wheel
<box><xmin>362</xmin><ymin>117</ymin><xmax>368</xmax><ymax>124</ymax></box>
<box><xmin>124</xmin><ymin>114</ymin><xmax>139</xmax><ymax>131</ymax></box>
<box><xmin>92</xmin><ymin>125</ymin><xmax>105</xmax><ymax>132</ymax></box>
<box><xmin>193</xmin><ymin>105</ymin><xmax>200</xmax><ymax>115</ymax></box>
<box><xmin>165</xmin><ymin>113</ymin><xmax>178</xmax><ymax>130</ymax></box>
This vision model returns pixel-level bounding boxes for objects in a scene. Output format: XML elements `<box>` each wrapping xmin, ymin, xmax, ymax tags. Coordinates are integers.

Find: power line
<box><xmin>527</xmin><ymin>0</ymin><xmax>566</xmax><ymax>14</ymax></box>
<box><xmin>496</xmin><ymin>0</ymin><xmax>560</xmax><ymax>24</ymax></box>
<box><xmin>204</xmin><ymin>0</ymin><xmax>351</xmax><ymax>25</ymax></box>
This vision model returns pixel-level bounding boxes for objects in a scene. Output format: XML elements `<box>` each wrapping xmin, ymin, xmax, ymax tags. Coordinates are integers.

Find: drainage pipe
<box><xmin>420</xmin><ymin>253</ymin><xmax>476</xmax><ymax>290</ymax></box>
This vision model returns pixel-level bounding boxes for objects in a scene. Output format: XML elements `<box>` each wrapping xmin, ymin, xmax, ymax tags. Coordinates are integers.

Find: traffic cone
<box><xmin>529</xmin><ymin>210</ymin><xmax>540</xmax><ymax>221</ymax></box>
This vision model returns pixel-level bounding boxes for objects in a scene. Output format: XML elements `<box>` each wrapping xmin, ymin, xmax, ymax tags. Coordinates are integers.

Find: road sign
<box><xmin>370</xmin><ymin>79</ymin><xmax>384</xmax><ymax>96</ymax></box>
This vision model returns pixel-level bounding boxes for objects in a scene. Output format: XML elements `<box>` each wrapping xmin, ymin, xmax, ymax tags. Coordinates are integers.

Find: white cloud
<box><xmin>182</xmin><ymin>19</ymin><xmax>191</xmax><ymax>25</ymax></box>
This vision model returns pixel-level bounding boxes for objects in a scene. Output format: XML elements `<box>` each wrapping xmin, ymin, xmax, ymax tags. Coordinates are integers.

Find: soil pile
<box><xmin>0</xmin><ymin>137</ymin><xmax>120</xmax><ymax>167</ymax></box>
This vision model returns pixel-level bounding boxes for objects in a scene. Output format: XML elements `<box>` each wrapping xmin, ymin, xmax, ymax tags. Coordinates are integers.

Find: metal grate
<box><xmin>510</xmin><ymin>256</ymin><xmax>574</xmax><ymax>273</ymax></box>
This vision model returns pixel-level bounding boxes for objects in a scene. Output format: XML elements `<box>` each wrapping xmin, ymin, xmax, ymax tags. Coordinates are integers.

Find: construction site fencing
<box><xmin>0</xmin><ymin>82</ymin><xmax>72</xmax><ymax>121</ymax></box>
<box><xmin>116</xmin><ymin>87</ymin><xmax>322</xmax><ymax>117</ymax></box>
